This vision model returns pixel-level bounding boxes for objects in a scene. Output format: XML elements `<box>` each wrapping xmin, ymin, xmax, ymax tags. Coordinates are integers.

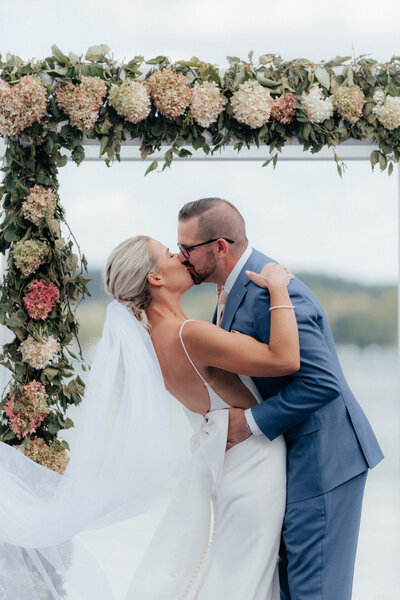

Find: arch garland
<box><xmin>0</xmin><ymin>45</ymin><xmax>399</xmax><ymax>472</ymax></box>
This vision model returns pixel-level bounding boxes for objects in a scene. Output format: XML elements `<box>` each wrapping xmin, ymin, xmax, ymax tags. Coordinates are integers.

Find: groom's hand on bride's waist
<box><xmin>226</xmin><ymin>408</ymin><xmax>252</xmax><ymax>451</ymax></box>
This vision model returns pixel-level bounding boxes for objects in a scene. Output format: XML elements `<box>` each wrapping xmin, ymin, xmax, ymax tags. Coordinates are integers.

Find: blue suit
<box><xmin>217</xmin><ymin>248</ymin><xmax>383</xmax><ymax>599</ymax></box>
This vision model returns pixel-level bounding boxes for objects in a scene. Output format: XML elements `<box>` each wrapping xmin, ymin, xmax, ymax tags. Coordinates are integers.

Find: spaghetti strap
<box><xmin>179</xmin><ymin>320</ymin><xmax>209</xmax><ymax>387</ymax></box>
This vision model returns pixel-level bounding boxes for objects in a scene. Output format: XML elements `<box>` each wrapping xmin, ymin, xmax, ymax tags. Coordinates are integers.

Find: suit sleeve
<box><xmin>250</xmin><ymin>286</ymin><xmax>342</xmax><ymax>441</ymax></box>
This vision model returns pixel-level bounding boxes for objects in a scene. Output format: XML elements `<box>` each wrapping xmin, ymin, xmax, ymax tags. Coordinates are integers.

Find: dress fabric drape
<box><xmin>127</xmin><ymin>380</ymin><xmax>286</xmax><ymax>600</ymax></box>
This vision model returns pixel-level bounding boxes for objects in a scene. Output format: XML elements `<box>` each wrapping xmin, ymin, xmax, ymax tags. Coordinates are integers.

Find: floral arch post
<box><xmin>0</xmin><ymin>45</ymin><xmax>399</xmax><ymax>472</ymax></box>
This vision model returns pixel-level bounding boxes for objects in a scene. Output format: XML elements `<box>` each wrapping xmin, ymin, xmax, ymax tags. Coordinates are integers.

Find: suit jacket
<box><xmin>215</xmin><ymin>248</ymin><xmax>384</xmax><ymax>503</ymax></box>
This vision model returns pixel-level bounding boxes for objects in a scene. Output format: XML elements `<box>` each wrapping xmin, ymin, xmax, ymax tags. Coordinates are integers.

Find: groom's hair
<box><xmin>178</xmin><ymin>198</ymin><xmax>248</xmax><ymax>252</ymax></box>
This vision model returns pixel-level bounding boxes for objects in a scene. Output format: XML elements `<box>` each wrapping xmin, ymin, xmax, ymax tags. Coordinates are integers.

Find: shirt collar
<box><xmin>222</xmin><ymin>245</ymin><xmax>252</xmax><ymax>294</ymax></box>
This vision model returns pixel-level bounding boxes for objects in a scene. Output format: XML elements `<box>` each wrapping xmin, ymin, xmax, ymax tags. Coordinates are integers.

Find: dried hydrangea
<box><xmin>19</xmin><ymin>437</ymin><xmax>69</xmax><ymax>474</ymax></box>
<box><xmin>373</xmin><ymin>89</ymin><xmax>385</xmax><ymax>105</ymax></box>
<box><xmin>21</xmin><ymin>185</ymin><xmax>57</xmax><ymax>226</ymax></box>
<box><xmin>373</xmin><ymin>94</ymin><xmax>400</xmax><ymax>130</ymax></box>
<box><xmin>230</xmin><ymin>80</ymin><xmax>273</xmax><ymax>129</ymax></box>
<box><xmin>55</xmin><ymin>76</ymin><xmax>107</xmax><ymax>131</ymax></box>
<box><xmin>190</xmin><ymin>81</ymin><xmax>227</xmax><ymax>128</ymax></box>
<box><xmin>108</xmin><ymin>80</ymin><xmax>151</xmax><ymax>124</ymax></box>
<box><xmin>20</xmin><ymin>335</ymin><xmax>60</xmax><ymax>369</ymax></box>
<box><xmin>12</xmin><ymin>240</ymin><xmax>48</xmax><ymax>277</ymax></box>
<box><xmin>332</xmin><ymin>85</ymin><xmax>365</xmax><ymax>124</ymax></box>
<box><xmin>301</xmin><ymin>84</ymin><xmax>334</xmax><ymax>123</ymax></box>
<box><xmin>271</xmin><ymin>93</ymin><xmax>296</xmax><ymax>125</ymax></box>
<box><xmin>0</xmin><ymin>75</ymin><xmax>47</xmax><ymax>136</ymax></box>
<box><xmin>23</xmin><ymin>279</ymin><xmax>60</xmax><ymax>320</ymax></box>
<box><xmin>146</xmin><ymin>69</ymin><xmax>192</xmax><ymax>119</ymax></box>
<box><xmin>4</xmin><ymin>380</ymin><xmax>50</xmax><ymax>440</ymax></box>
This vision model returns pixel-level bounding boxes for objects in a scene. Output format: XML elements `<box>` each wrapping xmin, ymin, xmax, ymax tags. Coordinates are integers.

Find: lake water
<box><xmin>63</xmin><ymin>344</ymin><xmax>399</xmax><ymax>599</ymax></box>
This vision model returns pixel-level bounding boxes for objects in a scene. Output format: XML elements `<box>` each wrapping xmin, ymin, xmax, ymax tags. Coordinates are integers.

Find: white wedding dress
<box><xmin>126</xmin><ymin>320</ymin><xmax>287</xmax><ymax>600</ymax></box>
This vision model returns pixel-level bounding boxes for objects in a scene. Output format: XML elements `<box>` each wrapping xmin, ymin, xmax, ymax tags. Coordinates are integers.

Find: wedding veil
<box><xmin>0</xmin><ymin>300</ymin><xmax>175</xmax><ymax>599</ymax></box>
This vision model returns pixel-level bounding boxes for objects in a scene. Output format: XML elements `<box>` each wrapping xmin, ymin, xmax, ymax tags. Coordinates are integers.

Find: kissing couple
<box><xmin>0</xmin><ymin>197</ymin><xmax>383</xmax><ymax>600</ymax></box>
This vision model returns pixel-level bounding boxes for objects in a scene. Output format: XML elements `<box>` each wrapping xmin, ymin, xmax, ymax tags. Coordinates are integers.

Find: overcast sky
<box><xmin>1</xmin><ymin>0</ymin><xmax>399</xmax><ymax>284</ymax></box>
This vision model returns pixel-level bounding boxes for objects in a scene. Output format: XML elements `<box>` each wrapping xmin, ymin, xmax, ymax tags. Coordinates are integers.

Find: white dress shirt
<box><xmin>220</xmin><ymin>245</ymin><xmax>262</xmax><ymax>436</ymax></box>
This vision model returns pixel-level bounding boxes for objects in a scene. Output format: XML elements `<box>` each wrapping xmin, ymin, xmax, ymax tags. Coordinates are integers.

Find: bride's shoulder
<box><xmin>179</xmin><ymin>320</ymin><xmax>220</xmax><ymax>347</ymax></box>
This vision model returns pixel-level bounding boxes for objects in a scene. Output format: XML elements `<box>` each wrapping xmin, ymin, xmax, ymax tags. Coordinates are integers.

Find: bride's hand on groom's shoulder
<box><xmin>246</xmin><ymin>263</ymin><xmax>294</xmax><ymax>290</ymax></box>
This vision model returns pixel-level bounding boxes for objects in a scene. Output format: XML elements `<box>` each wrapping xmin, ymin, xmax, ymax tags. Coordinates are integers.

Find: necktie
<box><xmin>217</xmin><ymin>288</ymin><xmax>228</xmax><ymax>327</ymax></box>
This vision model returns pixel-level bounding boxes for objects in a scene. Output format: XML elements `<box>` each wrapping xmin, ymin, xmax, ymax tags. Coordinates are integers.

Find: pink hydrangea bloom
<box><xmin>23</xmin><ymin>279</ymin><xmax>60</xmax><ymax>320</ymax></box>
<box><xmin>0</xmin><ymin>75</ymin><xmax>47</xmax><ymax>136</ymax></box>
<box><xmin>146</xmin><ymin>69</ymin><xmax>192</xmax><ymax>119</ymax></box>
<box><xmin>271</xmin><ymin>93</ymin><xmax>296</xmax><ymax>125</ymax></box>
<box><xmin>55</xmin><ymin>76</ymin><xmax>107</xmax><ymax>131</ymax></box>
<box><xmin>4</xmin><ymin>380</ymin><xmax>49</xmax><ymax>440</ymax></box>
<box><xmin>21</xmin><ymin>185</ymin><xmax>57</xmax><ymax>226</ymax></box>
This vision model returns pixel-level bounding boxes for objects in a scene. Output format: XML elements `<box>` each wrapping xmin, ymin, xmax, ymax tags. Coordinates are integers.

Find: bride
<box><xmin>0</xmin><ymin>235</ymin><xmax>298</xmax><ymax>600</ymax></box>
<box><xmin>106</xmin><ymin>235</ymin><xmax>297</xmax><ymax>600</ymax></box>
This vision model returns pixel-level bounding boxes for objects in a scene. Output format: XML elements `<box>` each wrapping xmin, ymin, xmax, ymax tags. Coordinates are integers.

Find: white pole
<box><xmin>398</xmin><ymin>164</ymin><xmax>400</xmax><ymax>366</ymax></box>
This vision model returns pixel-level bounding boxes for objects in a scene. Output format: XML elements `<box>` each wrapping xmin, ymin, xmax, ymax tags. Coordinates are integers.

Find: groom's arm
<box><xmin>249</xmin><ymin>287</ymin><xmax>341</xmax><ymax>441</ymax></box>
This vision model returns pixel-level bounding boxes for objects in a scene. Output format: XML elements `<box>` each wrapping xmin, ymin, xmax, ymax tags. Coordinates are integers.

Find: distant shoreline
<box><xmin>79</xmin><ymin>271</ymin><xmax>398</xmax><ymax>348</ymax></box>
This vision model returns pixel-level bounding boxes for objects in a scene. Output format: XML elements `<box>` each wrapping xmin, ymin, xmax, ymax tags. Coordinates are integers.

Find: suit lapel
<box><xmin>221</xmin><ymin>250</ymin><xmax>265</xmax><ymax>331</ymax></box>
<box><xmin>212</xmin><ymin>303</ymin><xmax>217</xmax><ymax>325</ymax></box>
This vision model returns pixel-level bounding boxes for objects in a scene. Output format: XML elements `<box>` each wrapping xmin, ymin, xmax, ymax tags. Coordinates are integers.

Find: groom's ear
<box><xmin>147</xmin><ymin>272</ymin><xmax>164</xmax><ymax>287</ymax></box>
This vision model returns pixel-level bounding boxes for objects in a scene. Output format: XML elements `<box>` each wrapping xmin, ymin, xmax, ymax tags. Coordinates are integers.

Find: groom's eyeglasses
<box><xmin>178</xmin><ymin>238</ymin><xmax>235</xmax><ymax>259</ymax></box>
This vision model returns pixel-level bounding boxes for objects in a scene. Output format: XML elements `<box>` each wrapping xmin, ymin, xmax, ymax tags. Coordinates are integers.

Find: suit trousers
<box><xmin>279</xmin><ymin>470</ymin><xmax>368</xmax><ymax>600</ymax></box>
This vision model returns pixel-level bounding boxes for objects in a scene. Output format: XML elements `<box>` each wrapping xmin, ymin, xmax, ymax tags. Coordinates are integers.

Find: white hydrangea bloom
<box><xmin>108</xmin><ymin>80</ymin><xmax>151</xmax><ymax>124</ymax></box>
<box><xmin>190</xmin><ymin>81</ymin><xmax>227</xmax><ymax>128</ymax></box>
<box><xmin>230</xmin><ymin>80</ymin><xmax>273</xmax><ymax>129</ymax></box>
<box><xmin>301</xmin><ymin>84</ymin><xmax>334</xmax><ymax>124</ymax></box>
<box><xmin>372</xmin><ymin>89</ymin><xmax>385</xmax><ymax>105</ymax></box>
<box><xmin>373</xmin><ymin>95</ymin><xmax>400</xmax><ymax>130</ymax></box>
<box><xmin>20</xmin><ymin>335</ymin><xmax>60</xmax><ymax>369</ymax></box>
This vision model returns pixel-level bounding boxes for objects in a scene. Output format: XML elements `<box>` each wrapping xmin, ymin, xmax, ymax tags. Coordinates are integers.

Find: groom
<box><xmin>177</xmin><ymin>197</ymin><xmax>383</xmax><ymax>600</ymax></box>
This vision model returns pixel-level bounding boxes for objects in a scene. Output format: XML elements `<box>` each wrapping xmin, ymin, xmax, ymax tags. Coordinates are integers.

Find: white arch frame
<box><xmin>1</xmin><ymin>139</ymin><xmax>398</xmax><ymax>361</ymax></box>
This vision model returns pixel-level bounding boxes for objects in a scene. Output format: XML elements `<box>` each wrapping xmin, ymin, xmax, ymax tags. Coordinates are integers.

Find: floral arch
<box><xmin>0</xmin><ymin>45</ymin><xmax>399</xmax><ymax>471</ymax></box>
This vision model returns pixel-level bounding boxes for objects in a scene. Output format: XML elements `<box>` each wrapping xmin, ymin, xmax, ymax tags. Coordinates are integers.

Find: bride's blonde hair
<box><xmin>104</xmin><ymin>235</ymin><xmax>158</xmax><ymax>329</ymax></box>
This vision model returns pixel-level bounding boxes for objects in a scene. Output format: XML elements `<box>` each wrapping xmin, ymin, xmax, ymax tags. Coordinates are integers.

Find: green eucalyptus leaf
<box><xmin>5</xmin><ymin>317</ymin><xmax>23</xmax><ymax>328</ymax></box>
<box><xmin>176</xmin><ymin>58</ymin><xmax>200</xmax><ymax>68</ymax></box>
<box><xmin>78</xmin><ymin>64</ymin><xmax>105</xmax><ymax>78</ymax></box>
<box><xmin>387</xmin><ymin>81</ymin><xmax>400</xmax><ymax>97</ymax></box>
<box><xmin>144</xmin><ymin>160</ymin><xmax>158</xmax><ymax>176</ymax></box>
<box><xmin>4</xmin><ymin>228</ymin><xmax>20</xmax><ymax>242</ymax></box>
<box><xmin>370</xmin><ymin>150</ymin><xmax>380</xmax><ymax>167</ymax></box>
<box><xmin>259</xmin><ymin>54</ymin><xmax>275</xmax><ymax>65</ymax></box>
<box><xmin>47</xmin><ymin>421</ymin><xmax>59</xmax><ymax>434</ymax></box>
<box><xmin>71</xmin><ymin>145</ymin><xmax>85</xmax><ymax>164</ymax></box>
<box><xmin>1</xmin><ymin>430</ymin><xmax>16</xmax><ymax>441</ymax></box>
<box><xmin>85</xmin><ymin>44</ymin><xmax>110</xmax><ymax>62</ymax></box>
<box><xmin>51</xmin><ymin>44</ymin><xmax>69</xmax><ymax>65</ymax></box>
<box><xmin>326</xmin><ymin>56</ymin><xmax>351</xmax><ymax>67</ymax></box>
<box><xmin>145</xmin><ymin>56</ymin><xmax>167</xmax><ymax>65</ymax></box>
<box><xmin>43</xmin><ymin>367</ymin><xmax>59</xmax><ymax>380</ymax></box>
<box><xmin>68</xmin><ymin>52</ymin><xmax>80</xmax><ymax>63</ymax></box>
<box><xmin>315</xmin><ymin>67</ymin><xmax>330</xmax><ymax>90</ymax></box>
<box><xmin>257</xmin><ymin>73</ymin><xmax>280</xmax><ymax>87</ymax></box>
<box><xmin>378</xmin><ymin>153</ymin><xmax>387</xmax><ymax>171</ymax></box>
<box><xmin>100</xmin><ymin>136</ymin><xmax>109</xmax><ymax>156</ymax></box>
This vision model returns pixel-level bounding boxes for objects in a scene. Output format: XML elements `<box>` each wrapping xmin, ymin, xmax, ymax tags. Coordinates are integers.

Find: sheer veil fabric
<box><xmin>0</xmin><ymin>300</ymin><xmax>175</xmax><ymax>599</ymax></box>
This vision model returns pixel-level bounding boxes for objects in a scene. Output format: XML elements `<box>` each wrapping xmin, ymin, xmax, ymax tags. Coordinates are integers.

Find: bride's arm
<box><xmin>182</xmin><ymin>263</ymin><xmax>300</xmax><ymax>377</ymax></box>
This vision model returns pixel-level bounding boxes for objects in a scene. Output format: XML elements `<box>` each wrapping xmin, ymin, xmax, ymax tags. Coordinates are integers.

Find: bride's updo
<box><xmin>104</xmin><ymin>235</ymin><xmax>158</xmax><ymax>328</ymax></box>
